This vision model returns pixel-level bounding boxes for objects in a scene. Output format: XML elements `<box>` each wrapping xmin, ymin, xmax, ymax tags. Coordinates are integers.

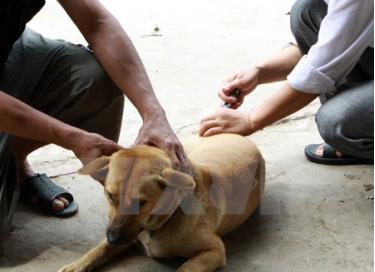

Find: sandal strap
<box><xmin>322</xmin><ymin>144</ymin><xmax>338</xmax><ymax>158</ymax></box>
<box><xmin>20</xmin><ymin>174</ymin><xmax>73</xmax><ymax>208</ymax></box>
<box><xmin>322</xmin><ymin>144</ymin><xmax>353</xmax><ymax>159</ymax></box>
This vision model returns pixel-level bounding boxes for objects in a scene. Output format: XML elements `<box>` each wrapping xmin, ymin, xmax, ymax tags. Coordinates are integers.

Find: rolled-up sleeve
<box><xmin>288</xmin><ymin>56</ymin><xmax>336</xmax><ymax>94</ymax></box>
<box><xmin>288</xmin><ymin>0</ymin><xmax>374</xmax><ymax>94</ymax></box>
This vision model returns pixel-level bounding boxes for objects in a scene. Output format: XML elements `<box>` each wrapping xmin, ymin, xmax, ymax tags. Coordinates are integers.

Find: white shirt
<box><xmin>287</xmin><ymin>0</ymin><xmax>374</xmax><ymax>94</ymax></box>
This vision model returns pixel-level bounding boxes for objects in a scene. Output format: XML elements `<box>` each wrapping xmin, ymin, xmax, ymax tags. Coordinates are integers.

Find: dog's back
<box><xmin>183</xmin><ymin>134</ymin><xmax>265</xmax><ymax>236</ymax></box>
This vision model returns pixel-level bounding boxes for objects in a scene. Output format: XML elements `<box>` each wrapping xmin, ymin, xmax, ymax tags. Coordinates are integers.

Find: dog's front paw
<box><xmin>58</xmin><ymin>261</ymin><xmax>91</xmax><ymax>272</ymax></box>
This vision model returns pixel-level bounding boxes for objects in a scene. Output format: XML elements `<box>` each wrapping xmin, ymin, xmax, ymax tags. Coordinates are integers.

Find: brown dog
<box><xmin>59</xmin><ymin>134</ymin><xmax>265</xmax><ymax>272</ymax></box>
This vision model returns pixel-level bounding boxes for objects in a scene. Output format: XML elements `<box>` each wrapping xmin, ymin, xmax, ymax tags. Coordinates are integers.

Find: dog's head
<box><xmin>79</xmin><ymin>146</ymin><xmax>195</xmax><ymax>245</ymax></box>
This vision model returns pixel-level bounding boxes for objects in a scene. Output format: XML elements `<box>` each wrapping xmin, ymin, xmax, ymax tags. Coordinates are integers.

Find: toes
<box><xmin>52</xmin><ymin>199</ymin><xmax>65</xmax><ymax>211</ymax></box>
<box><xmin>315</xmin><ymin>143</ymin><xmax>342</xmax><ymax>158</ymax></box>
<box><xmin>53</xmin><ymin>197</ymin><xmax>70</xmax><ymax>211</ymax></box>
<box><xmin>58</xmin><ymin>197</ymin><xmax>70</xmax><ymax>207</ymax></box>
<box><xmin>315</xmin><ymin>144</ymin><xmax>324</xmax><ymax>156</ymax></box>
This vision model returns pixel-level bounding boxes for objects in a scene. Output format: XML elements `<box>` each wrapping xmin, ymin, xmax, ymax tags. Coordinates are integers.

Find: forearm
<box><xmin>250</xmin><ymin>83</ymin><xmax>318</xmax><ymax>132</ymax></box>
<box><xmin>88</xmin><ymin>17</ymin><xmax>164</xmax><ymax>119</ymax></box>
<box><xmin>59</xmin><ymin>0</ymin><xmax>164</xmax><ymax>120</ymax></box>
<box><xmin>256</xmin><ymin>44</ymin><xmax>302</xmax><ymax>84</ymax></box>
<box><xmin>0</xmin><ymin>91</ymin><xmax>84</xmax><ymax>149</ymax></box>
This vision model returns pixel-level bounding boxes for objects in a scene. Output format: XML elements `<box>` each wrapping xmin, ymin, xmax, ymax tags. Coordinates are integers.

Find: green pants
<box><xmin>0</xmin><ymin>28</ymin><xmax>124</xmax><ymax>251</ymax></box>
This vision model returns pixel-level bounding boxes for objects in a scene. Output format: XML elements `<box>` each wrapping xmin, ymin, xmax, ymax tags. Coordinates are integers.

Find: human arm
<box><xmin>0</xmin><ymin>91</ymin><xmax>121</xmax><ymax>163</ymax></box>
<box><xmin>248</xmin><ymin>83</ymin><xmax>318</xmax><ymax>132</ymax></box>
<box><xmin>221</xmin><ymin>0</ymin><xmax>373</xmax><ymax>108</ymax></box>
<box><xmin>58</xmin><ymin>0</ymin><xmax>189</xmax><ymax>171</ymax></box>
<box><xmin>199</xmin><ymin>82</ymin><xmax>317</xmax><ymax>136</ymax></box>
<box><xmin>199</xmin><ymin>44</ymin><xmax>306</xmax><ymax>136</ymax></box>
<box><xmin>201</xmin><ymin>0</ymin><xmax>373</xmax><ymax>137</ymax></box>
<box><xmin>219</xmin><ymin>45</ymin><xmax>302</xmax><ymax>108</ymax></box>
<box><xmin>287</xmin><ymin>0</ymin><xmax>374</xmax><ymax>94</ymax></box>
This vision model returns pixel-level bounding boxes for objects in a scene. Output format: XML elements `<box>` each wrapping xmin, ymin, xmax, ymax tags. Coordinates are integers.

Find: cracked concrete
<box><xmin>0</xmin><ymin>0</ymin><xmax>373</xmax><ymax>271</ymax></box>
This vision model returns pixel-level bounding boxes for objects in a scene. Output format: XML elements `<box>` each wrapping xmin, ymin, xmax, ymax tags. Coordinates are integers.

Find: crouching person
<box><xmin>0</xmin><ymin>0</ymin><xmax>189</xmax><ymax>254</ymax></box>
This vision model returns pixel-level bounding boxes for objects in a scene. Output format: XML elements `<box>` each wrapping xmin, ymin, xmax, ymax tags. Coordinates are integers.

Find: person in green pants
<box><xmin>0</xmin><ymin>0</ymin><xmax>189</xmax><ymax>253</ymax></box>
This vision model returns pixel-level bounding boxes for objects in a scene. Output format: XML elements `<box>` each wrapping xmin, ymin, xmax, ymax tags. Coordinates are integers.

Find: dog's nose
<box><xmin>106</xmin><ymin>228</ymin><xmax>125</xmax><ymax>245</ymax></box>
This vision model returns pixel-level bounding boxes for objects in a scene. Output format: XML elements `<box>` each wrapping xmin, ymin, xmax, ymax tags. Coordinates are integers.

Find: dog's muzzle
<box><xmin>106</xmin><ymin>228</ymin><xmax>127</xmax><ymax>245</ymax></box>
<box><xmin>106</xmin><ymin>224</ymin><xmax>143</xmax><ymax>245</ymax></box>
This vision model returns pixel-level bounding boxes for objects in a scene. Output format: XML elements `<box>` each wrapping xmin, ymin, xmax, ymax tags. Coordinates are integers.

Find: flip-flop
<box><xmin>20</xmin><ymin>174</ymin><xmax>78</xmax><ymax>217</ymax></box>
<box><xmin>304</xmin><ymin>143</ymin><xmax>374</xmax><ymax>165</ymax></box>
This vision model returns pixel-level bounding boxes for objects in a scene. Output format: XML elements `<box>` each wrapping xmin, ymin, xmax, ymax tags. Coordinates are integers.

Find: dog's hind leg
<box><xmin>58</xmin><ymin>239</ymin><xmax>134</xmax><ymax>272</ymax></box>
<box><xmin>177</xmin><ymin>235</ymin><xmax>226</xmax><ymax>272</ymax></box>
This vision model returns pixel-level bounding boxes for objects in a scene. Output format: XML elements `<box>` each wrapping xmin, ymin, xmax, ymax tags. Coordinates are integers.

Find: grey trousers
<box><xmin>290</xmin><ymin>0</ymin><xmax>374</xmax><ymax>159</ymax></box>
<box><xmin>0</xmin><ymin>28</ymin><xmax>124</xmax><ymax>251</ymax></box>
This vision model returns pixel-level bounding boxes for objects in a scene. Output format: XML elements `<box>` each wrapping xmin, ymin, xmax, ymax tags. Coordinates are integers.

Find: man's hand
<box><xmin>219</xmin><ymin>68</ymin><xmax>261</xmax><ymax>109</ymax></box>
<box><xmin>199</xmin><ymin>108</ymin><xmax>254</xmax><ymax>137</ymax></box>
<box><xmin>70</xmin><ymin>132</ymin><xmax>123</xmax><ymax>165</ymax></box>
<box><xmin>134</xmin><ymin>114</ymin><xmax>190</xmax><ymax>173</ymax></box>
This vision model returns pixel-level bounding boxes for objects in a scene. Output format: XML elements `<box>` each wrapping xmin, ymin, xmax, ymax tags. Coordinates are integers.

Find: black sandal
<box><xmin>20</xmin><ymin>174</ymin><xmax>78</xmax><ymax>217</ymax></box>
<box><xmin>304</xmin><ymin>143</ymin><xmax>374</xmax><ymax>165</ymax></box>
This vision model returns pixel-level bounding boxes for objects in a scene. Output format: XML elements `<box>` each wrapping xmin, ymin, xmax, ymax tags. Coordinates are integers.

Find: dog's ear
<box><xmin>148</xmin><ymin>169</ymin><xmax>195</xmax><ymax>228</ymax></box>
<box><xmin>160</xmin><ymin>168</ymin><xmax>196</xmax><ymax>191</ymax></box>
<box><xmin>78</xmin><ymin>156</ymin><xmax>110</xmax><ymax>184</ymax></box>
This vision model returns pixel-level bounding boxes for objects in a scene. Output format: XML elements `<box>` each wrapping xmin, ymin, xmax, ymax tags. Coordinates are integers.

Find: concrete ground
<box><xmin>0</xmin><ymin>0</ymin><xmax>373</xmax><ymax>271</ymax></box>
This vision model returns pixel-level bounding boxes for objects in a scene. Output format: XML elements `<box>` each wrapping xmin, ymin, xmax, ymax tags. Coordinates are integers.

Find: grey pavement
<box><xmin>0</xmin><ymin>0</ymin><xmax>373</xmax><ymax>271</ymax></box>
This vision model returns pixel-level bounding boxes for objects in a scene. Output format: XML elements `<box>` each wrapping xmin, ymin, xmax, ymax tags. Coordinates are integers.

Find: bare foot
<box><xmin>18</xmin><ymin>159</ymin><xmax>69</xmax><ymax>212</ymax></box>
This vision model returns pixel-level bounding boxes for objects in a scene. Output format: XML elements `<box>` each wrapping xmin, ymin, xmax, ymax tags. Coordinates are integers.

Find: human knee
<box><xmin>290</xmin><ymin>0</ymin><xmax>325</xmax><ymax>53</ymax></box>
<box><xmin>315</xmin><ymin>105</ymin><xmax>344</xmax><ymax>145</ymax></box>
<box><xmin>290</xmin><ymin>0</ymin><xmax>314</xmax><ymax>33</ymax></box>
<box><xmin>77</xmin><ymin>53</ymin><xmax>121</xmax><ymax>99</ymax></box>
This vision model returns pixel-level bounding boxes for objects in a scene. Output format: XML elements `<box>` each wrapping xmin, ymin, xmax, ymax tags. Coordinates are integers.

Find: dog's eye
<box><xmin>139</xmin><ymin>200</ymin><xmax>147</xmax><ymax>208</ymax></box>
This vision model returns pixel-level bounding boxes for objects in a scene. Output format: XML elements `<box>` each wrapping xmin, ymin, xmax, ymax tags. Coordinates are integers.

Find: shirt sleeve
<box><xmin>288</xmin><ymin>0</ymin><xmax>374</xmax><ymax>94</ymax></box>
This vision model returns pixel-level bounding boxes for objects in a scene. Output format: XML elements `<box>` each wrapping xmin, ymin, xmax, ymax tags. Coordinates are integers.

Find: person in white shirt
<box><xmin>199</xmin><ymin>0</ymin><xmax>374</xmax><ymax>165</ymax></box>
